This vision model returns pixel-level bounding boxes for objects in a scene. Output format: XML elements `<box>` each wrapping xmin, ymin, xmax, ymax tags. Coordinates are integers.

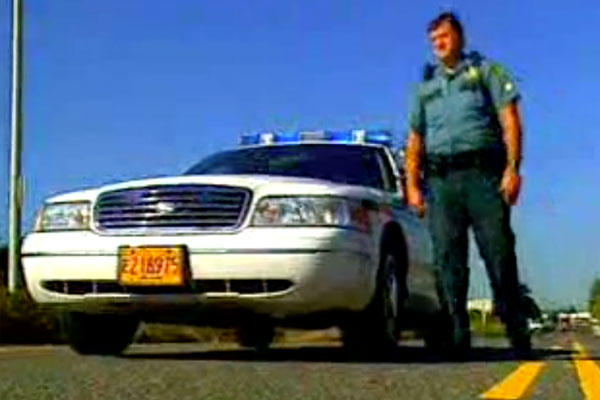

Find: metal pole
<box><xmin>9</xmin><ymin>0</ymin><xmax>24</xmax><ymax>293</ymax></box>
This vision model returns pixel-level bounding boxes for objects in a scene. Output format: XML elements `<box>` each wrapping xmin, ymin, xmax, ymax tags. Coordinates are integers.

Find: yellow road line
<box><xmin>480</xmin><ymin>362</ymin><xmax>546</xmax><ymax>400</ymax></box>
<box><xmin>572</xmin><ymin>341</ymin><xmax>600</xmax><ymax>400</ymax></box>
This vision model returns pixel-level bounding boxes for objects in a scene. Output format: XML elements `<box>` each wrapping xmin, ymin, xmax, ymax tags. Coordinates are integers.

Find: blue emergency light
<box><xmin>239</xmin><ymin>129</ymin><xmax>394</xmax><ymax>147</ymax></box>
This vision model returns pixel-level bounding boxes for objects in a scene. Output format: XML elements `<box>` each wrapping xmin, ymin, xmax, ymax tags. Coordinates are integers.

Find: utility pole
<box><xmin>9</xmin><ymin>0</ymin><xmax>24</xmax><ymax>293</ymax></box>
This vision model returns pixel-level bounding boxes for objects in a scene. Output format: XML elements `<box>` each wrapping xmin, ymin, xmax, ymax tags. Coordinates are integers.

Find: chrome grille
<box><xmin>94</xmin><ymin>185</ymin><xmax>251</xmax><ymax>233</ymax></box>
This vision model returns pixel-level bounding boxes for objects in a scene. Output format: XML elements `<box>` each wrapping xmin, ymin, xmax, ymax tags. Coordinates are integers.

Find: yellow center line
<box><xmin>480</xmin><ymin>362</ymin><xmax>546</xmax><ymax>400</ymax></box>
<box><xmin>572</xmin><ymin>341</ymin><xmax>600</xmax><ymax>400</ymax></box>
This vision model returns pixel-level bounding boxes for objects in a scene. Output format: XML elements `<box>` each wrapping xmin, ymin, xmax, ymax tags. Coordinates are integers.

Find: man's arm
<box><xmin>499</xmin><ymin>101</ymin><xmax>523</xmax><ymax>205</ymax></box>
<box><xmin>406</xmin><ymin>130</ymin><xmax>424</xmax><ymax>188</ymax></box>
<box><xmin>499</xmin><ymin>102</ymin><xmax>522</xmax><ymax>170</ymax></box>
<box><xmin>405</xmin><ymin>81</ymin><xmax>427</xmax><ymax>215</ymax></box>
<box><xmin>483</xmin><ymin>61</ymin><xmax>523</xmax><ymax>205</ymax></box>
<box><xmin>405</xmin><ymin>130</ymin><xmax>426</xmax><ymax>216</ymax></box>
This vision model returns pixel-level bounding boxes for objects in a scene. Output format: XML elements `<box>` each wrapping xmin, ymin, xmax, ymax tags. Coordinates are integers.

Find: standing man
<box><xmin>405</xmin><ymin>12</ymin><xmax>531</xmax><ymax>356</ymax></box>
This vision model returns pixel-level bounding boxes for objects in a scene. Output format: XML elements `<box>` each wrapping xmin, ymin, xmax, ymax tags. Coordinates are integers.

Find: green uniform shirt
<box><xmin>409</xmin><ymin>53</ymin><xmax>520</xmax><ymax>156</ymax></box>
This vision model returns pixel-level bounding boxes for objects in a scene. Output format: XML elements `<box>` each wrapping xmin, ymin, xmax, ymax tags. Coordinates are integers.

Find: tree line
<box><xmin>590</xmin><ymin>278</ymin><xmax>600</xmax><ymax>319</ymax></box>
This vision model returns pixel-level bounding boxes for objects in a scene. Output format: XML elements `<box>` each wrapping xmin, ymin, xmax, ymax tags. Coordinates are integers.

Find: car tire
<box><xmin>236</xmin><ymin>321</ymin><xmax>275</xmax><ymax>352</ymax></box>
<box><xmin>342</xmin><ymin>243</ymin><xmax>404</xmax><ymax>355</ymax></box>
<box><xmin>61</xmin><ymin>312</ymin><xmax>140</xmax><ymax>356</ymax></box>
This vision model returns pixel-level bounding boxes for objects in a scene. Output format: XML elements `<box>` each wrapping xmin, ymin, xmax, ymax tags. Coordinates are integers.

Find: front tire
<box><xmin>342</xmin><ymin>245</ymin><xmax>404</xmax><ymax>354</ymax></box>
<box><xmin>236</xmin><ymin>321</ymin><xmax>275</xmax><ymax>352</ymax></box>
<box><xmin>61</xmin><ymin>312</ymin><xmax>140</xmax><ymax>355</ymax></box>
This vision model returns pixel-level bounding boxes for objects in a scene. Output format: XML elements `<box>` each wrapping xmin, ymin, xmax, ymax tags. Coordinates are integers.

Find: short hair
<box><xmin>427</xmin><ymin>12</ymin><xmax>465</xmax><ymax>47</ymax></box>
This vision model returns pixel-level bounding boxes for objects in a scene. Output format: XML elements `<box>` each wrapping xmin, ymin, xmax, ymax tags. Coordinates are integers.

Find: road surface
<box><xmin>0</xmin><ymin>331</ymin><xmax>598</xmax><ymax>400</ymax></box>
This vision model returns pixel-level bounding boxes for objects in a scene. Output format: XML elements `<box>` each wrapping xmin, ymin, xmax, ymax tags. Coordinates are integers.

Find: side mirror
<box><xmin>394</xmin><ymin>147</ymin><xmax>406</xmax><ymax>168</ymax></box>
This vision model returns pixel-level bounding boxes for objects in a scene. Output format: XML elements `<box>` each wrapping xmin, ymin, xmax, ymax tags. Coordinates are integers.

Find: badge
<box><xmin>466</xmin><ymin>66</ymin><xmax>481</xmax><ymax>83</ymax></box>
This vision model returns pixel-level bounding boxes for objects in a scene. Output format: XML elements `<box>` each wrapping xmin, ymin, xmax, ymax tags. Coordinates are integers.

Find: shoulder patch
<box><xmin>490</xmin><ymin>63</ymin><xmax>510</xmax><ymax>80</ymax></box>
<box><xmin>465</xmin><ymin>66</ymin><xmax>481</xmax><ymax>83</ymax></box>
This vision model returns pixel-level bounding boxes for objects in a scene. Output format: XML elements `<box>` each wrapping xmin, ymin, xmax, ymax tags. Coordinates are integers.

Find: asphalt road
<box><xmin>0</xmin><ymin>331</ymin><xmax>598</xmax><ymax>400</ymax></box>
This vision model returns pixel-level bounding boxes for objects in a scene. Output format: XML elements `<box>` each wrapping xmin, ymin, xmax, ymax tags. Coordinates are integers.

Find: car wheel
<box><xmin>61</xmin><ymin>312</ymin><xmax>140</xmax><ymax>356</ymax></box>
<box><xmin>236</xmin><ymin>321</ymin><xmax>275</xmax><ymax>352</ymax></box>
<box><xmin>342</xmin><ymin>244</ymin><xmax>404</xmax><ymax>354</ymax></box>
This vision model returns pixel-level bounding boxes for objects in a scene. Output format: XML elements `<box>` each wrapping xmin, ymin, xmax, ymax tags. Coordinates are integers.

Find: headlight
<box><xmin>252</xmin><ymin>196</ymin><xmax>369</xmax><ymax>230</ymax></box>
<box><xmin>35</xmin><ymin>202</ymin><xmax>91</xmax><ymax>232</ymax></box>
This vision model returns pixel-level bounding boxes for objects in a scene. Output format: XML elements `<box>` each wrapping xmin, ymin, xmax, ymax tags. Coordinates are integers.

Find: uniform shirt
<box><xmin>409</xmin><ymin>53</ymin><xmax>520</xmax><ymax>156</ymax></box>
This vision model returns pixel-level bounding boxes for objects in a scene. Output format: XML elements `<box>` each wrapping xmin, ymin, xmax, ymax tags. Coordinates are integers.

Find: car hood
<box><xmin>45</xmin><ymin>174</ymin><xmax>385</xmax><ymax>204</ymax></box>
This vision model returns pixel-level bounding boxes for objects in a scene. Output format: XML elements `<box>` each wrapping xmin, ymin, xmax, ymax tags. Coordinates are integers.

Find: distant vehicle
<box><xmin>22</xmin><ymin>130</ymin><xmax>443</xmax><ymax>355</ymax></box>
<box><xmin>527</xmin><ymin>320</ymin><xmax>543</xmax><ymax>333</ymax></box>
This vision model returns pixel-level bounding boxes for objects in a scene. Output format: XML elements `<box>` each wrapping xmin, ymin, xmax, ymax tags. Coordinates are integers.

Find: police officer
<box><xmin>405</xmin><ymin>12</ymin><xmax>531</xmax><ymax>356</ymax></box>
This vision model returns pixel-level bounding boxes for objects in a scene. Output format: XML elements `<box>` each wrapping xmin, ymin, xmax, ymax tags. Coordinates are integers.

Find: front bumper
<box><xmin>22</xmin><ymin>228</ymin><xmax>376</xmax><ymax>319</ymax></box>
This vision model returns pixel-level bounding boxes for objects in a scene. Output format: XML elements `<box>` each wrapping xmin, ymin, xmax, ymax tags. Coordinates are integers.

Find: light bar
<box><xmin>239</xmin><ymin>129</ymin><xmax>393</xmax><ymax>147</ymax></box>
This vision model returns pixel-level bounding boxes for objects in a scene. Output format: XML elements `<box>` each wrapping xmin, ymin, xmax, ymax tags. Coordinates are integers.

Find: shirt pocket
<box><xmin>420</xmin><ymin>81</ymin><xmax>444</xmax><ymax>134</ymax></box>
<box><xmin>455</xmin><ymin>84</ymin><xmax>486</xmax><ymax>112</ymax></box>
<box><xmin>424</xmin><ymin>97</ymin><xmax>444</xmax><ymax>133</ymax></box>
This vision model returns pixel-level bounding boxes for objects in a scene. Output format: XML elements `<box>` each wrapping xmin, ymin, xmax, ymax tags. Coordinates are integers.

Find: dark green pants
<box><xmin>426</xmin><ymin>166</ymin><xmax>528</xmax><ymax>346</ymax></box>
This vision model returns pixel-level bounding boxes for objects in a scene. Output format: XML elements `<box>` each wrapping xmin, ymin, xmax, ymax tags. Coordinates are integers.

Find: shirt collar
<box><xmin>434</xmin><ymin>52</ymin><xmax>469</xmax><ymax>78</ymax></box>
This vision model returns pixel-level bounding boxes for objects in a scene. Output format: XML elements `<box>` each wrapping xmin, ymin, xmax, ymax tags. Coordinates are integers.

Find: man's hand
<box><xmin>499</xmin><ymin>102</ymin><xmax>523</xmax><ymax>205</ymax></box>
<box><xmin>500</xmin><ymin>166</ymin><xmax>522</xmax><ymax>205</ymax></box>
<box><xmin>406</xmin><ymin>184</ymin><xmax>426</xmax><ymax>218</ymax></box>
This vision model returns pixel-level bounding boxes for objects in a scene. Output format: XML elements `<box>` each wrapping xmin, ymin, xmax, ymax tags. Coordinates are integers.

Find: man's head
<box><xmin>427</xmin><ymin>12</ymin><xmax>464</xmax><ymax>67</ymax></box>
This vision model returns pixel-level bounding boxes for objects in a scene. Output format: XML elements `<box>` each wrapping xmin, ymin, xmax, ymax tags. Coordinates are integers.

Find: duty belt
<box><xmin>425</xmin><ymin>149</ymin><xmax>505</xmax><ymax>177</ymax></box>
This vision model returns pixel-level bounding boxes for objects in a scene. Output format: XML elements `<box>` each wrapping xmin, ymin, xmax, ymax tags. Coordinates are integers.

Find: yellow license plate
<box><xmin>118</xmin><ymin>246</ymin><xmax>187</xmax><ymax>286</ymax></box>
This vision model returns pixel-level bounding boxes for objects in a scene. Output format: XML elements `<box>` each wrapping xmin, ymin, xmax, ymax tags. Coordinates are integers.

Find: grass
<box><xmin>469</xmin><ymin>313</ymin><xmax>506</xmax><ymax>338</ymax></box>
<box><xmin>0</xmin><ymin>286</ymin><xmax>63</xmax><ymax>344</ymax></box>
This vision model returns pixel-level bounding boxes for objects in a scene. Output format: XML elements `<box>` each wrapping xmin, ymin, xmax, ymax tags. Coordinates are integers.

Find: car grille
<box><xmin>94</xmin><ymin>185</ymin><xmax>251</xmax><ymax>233</ymax></box>
<box><xmin>41</xmin><ymin>280</ymin><xmax>294</xmax><ymax>295</ymax></box>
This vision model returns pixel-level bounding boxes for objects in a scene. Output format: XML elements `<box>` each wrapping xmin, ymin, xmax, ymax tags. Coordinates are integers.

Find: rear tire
<box><xmin>236</xmin><ymin>321</ymin><xmax>275</xmax><ymax>352</ymax></box>
<box><xmin>342</xmin><ymin>244</ymin><xmax>404</xmax><ymax>355</ymax></box>
<box><xmin>61</xmin><ymin>312</ymin><xmax>140</xmax><ymax>356</ymax></box>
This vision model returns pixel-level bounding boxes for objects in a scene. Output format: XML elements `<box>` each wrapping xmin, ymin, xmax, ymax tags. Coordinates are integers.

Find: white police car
<box><xmin>22</xmin><ymin>130</ymin><xmax>441</xmax><ymax>355</ymax></box>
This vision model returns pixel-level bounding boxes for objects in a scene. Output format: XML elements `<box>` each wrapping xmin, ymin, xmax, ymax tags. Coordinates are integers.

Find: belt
<box><xmin>425</xmin><ymin>149</ymin><xmax>505</xmax><ymax>177</ymax></box>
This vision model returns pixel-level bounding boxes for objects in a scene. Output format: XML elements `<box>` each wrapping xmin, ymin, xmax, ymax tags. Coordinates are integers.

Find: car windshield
<box><xmin>185</xmin><ymin>144</ymin><xmax>385</xmax><ymax>189</ymax></box>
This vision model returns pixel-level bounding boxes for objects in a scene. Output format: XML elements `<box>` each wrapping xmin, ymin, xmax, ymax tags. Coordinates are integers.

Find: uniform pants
<box><xmin>426</xmin><ymin>166</ymin><xmax>528</xmax><ymax>346</ymax></box>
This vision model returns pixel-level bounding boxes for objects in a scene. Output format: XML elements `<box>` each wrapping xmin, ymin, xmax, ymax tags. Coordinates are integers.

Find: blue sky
<box><xmin>0</xmin><ymin>0</ymin><xmax>598</xmax><ymax>307</ymax></box>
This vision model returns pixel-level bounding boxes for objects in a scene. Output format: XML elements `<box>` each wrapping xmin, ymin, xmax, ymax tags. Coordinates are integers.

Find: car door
<box><xmin>377</xmin><ymin>149</ymin><xmax>438</xmax><ymax>313</ymax></box>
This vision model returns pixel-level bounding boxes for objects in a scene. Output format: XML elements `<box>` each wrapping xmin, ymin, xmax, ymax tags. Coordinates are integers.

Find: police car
<box><xmin>22</xmin><ymin>130</ymin><xmax>442</xmax><ymax>355</ymax></box>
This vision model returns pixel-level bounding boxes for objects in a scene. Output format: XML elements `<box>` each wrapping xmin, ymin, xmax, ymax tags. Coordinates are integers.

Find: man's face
<box><xmin>429</xmin><ymin>21</ymin><xmax>462</xmax><ymax>64</ymax></box>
